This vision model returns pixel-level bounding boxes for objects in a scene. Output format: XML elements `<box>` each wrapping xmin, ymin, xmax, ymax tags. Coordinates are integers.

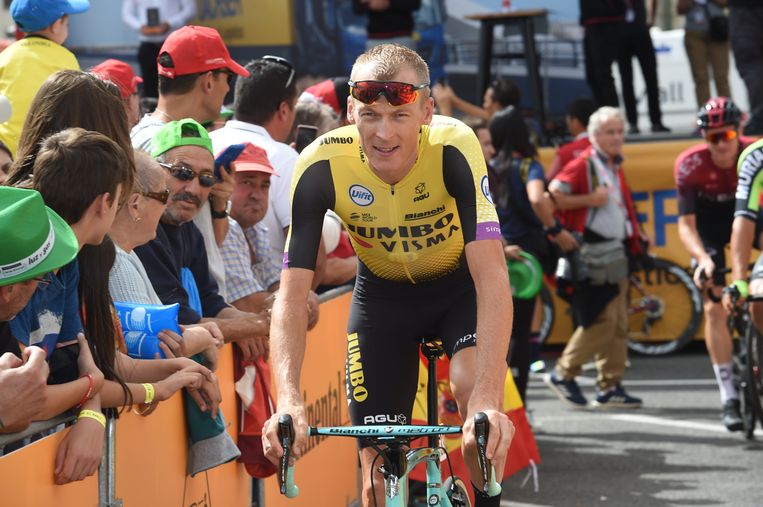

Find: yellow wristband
<box><xmin>143</xmin><ymin>383</ymin><xmax>155</xmax><ymax>404</ymax></box>
<box><xmin>78</xmin><ymin>409</ymin><xmax>106</xmax><ymax>428</ymax></box>
<box><xmin>732</xmin><ymin>279</ymin><xmax>750</xmax><ymax>298</ymax></box>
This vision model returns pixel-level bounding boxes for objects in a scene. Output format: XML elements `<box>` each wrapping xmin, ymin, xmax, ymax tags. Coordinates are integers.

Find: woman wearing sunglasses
<box><xmin>263</xmin><ymin>44</ymin><xmax>513</xmax><ymax>506</ymax></box>
<box><xmin>674</xmin><ymin>96</ymin><xmax>754</xmax><ymax>432</ymax></box>
<box><xmin>109</xmin><ymin>150</ymin><xmax>223</xmax><ymax>364</ymax></box>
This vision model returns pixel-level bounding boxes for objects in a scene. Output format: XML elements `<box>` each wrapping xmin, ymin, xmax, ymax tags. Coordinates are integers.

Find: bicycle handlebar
<box><xmin>276</xmin><ymin>412</ymin><xmax>502</xmax><ymax>499</ymax></box>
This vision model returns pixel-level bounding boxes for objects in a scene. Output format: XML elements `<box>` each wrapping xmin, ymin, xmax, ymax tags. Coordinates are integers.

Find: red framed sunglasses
<box><xmin>348</xmin><ymin>80</ymin><xmax>429</xmax><ymax>106</ymax></box>
<box><xmin>705</xmin><ymin>129</ymin><xmax>738</xmax><ymax>144</ymax></box>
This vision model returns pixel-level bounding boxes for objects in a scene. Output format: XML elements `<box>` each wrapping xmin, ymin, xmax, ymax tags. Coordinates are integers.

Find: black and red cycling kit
<box><xmin>674</xmin><ymin>139</ymin><xmax>753</xmax><ymax>284</ymax></box>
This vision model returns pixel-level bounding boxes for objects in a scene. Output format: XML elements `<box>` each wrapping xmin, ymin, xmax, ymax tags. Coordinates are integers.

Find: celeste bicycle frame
<box><xmin>278</xmin><ymin>340</ymin><xmax>501</xmax><ymax>505</ymax></box>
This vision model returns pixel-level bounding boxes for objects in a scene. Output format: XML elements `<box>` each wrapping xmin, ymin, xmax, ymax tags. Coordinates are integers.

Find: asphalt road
<box><xmin>499</xmin><ymin>343</ymin><xmax>763</xmax><ymax>507</ymax></box>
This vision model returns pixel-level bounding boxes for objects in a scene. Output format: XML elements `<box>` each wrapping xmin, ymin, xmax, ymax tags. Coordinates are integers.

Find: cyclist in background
<box><xmin>262</xmin><ymin>44</ymin><xmax>512</xmax><ymax>506</ymax></box>
<box><xmin>675</xmin><ymin>97</ymin><xmax>751</xmax><ymax>431</ymax></box>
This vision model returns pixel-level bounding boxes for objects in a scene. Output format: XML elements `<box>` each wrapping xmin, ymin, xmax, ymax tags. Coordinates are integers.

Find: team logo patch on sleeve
<box><xmin>349</xmin><ymin>184</ymin><xmax>374</xmax><ymax>206</ymax></box>
<box><xmin>480</xmin><ymin>175</ymin><xmax>494</xmax><ymax>204</ymax></box>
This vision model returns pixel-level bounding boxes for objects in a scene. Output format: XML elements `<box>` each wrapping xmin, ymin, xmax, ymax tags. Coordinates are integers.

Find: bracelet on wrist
<box><xmin>143</xmin><ymin>383</ymin><xmax>155</xmax><ymax>405</ymax></box>
<box><xmin>78</xmin><ymin>409</ymin><xmax>106</xmax><ymax>429</ymax></box>
<box><xmin>76</xmin><ymin>373</ymin><xmax>95</xmax><ymax>408</ymax></box>
<box><xmin>544</xmin><ymin>220</ymin><xmax>563</xmax><ymax>237</ymax></box>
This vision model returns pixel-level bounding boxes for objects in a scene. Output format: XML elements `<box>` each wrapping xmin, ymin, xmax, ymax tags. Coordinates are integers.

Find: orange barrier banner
<box><xmin>262</xmin><ymin>291</ymin><xmax>360</xmax><ymax>506</ymax></box>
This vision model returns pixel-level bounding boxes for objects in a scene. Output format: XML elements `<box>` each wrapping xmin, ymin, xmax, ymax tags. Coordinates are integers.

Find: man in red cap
<box><xmin>131</xmin><ymin>25</ymin><xmax>249</xmax><ymax>302</ymax></box>
<box><xmin>91</xmin><ymin>58</ymin><xmax>143</xmax><ymax>128</ymax></box>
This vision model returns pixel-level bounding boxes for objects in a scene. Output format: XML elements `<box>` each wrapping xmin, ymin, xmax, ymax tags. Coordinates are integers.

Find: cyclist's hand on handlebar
<box><xmin>721</xmin><ymin>284</ymin><xmax>742</xmax><ymax>314</ymax></box>
<box><xmin>262</xmin><ymin>405</ymin><xmax>308</xmax><ymax>466</ymax></box>
<box><xmin>693</xmin><ymin>256</ymin><xmax>715</xmax><ymax>289</ymax></box>
<box><xmin>461</xmin><ymin>409</ymin><xmax>514</xmax><ymax>481</ymax></box>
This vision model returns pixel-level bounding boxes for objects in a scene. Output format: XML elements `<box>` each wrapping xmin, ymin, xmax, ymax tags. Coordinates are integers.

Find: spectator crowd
<box><xmin>0</xmin><ymin>0</ymin><xmax>759</xmax><ymax>496</ymax></box>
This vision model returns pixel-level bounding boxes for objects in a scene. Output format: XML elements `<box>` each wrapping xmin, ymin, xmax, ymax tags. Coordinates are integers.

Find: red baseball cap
<box><xmin>223</xmin><ymin>143</ymin><xmax>278</xmax><ymax>176</ymax></box>
<box><xmin>157</xmin><ymin>25</ymin><xmax>249</xmax><ymax>79</ymax></box>
<box><xmin>90</xmin><ymin>59</ymin><xmax>142</xmax><ymax>99</ymax></box>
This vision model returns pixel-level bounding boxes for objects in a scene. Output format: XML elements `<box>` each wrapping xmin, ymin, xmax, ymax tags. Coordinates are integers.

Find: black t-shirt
<box><xmin>729</xmin><ymin>0</ymin><xmax>758</xmax><ymax>8</ymax></box>
<box><xmin>579</xmin><ymin>0</ymin><xmax>626</xmax><ymax>25</ymax></box>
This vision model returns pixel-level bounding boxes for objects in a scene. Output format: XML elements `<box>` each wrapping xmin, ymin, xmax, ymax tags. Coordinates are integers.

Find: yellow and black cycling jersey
<box><xmin>284</xmin><ymin>115</ymin><xmax>500</xmax><ymax>283</ymax></box>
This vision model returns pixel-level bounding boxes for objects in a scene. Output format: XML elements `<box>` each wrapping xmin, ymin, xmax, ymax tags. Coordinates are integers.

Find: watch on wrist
<box><xmin>210</xmin><ymin>207</ymin><xmax>228</xmax><ymax>219</ymax></box>
<box><xmin>544</xmin><ymin>220</ymin><xmax>563</xmax><ymax>237</ymax></box>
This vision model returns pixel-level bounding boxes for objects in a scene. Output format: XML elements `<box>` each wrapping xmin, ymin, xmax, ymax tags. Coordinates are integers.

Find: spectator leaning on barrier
<box><xmin>130</xmin><ymin>25</ymin><xmax>250</xmax><ymax>300</ymax></box>
<box><xmin>544</xmin><ymin>106</ymin><xmax>646</xmax><ymax>410</ymax></box>
<box><xmin>134</xmin><ymin>119</ymin><xmax>270</xmax><ymax>360</ymax></box>
<box><xmin>0</xmin><ymin>0</ymin><xmax>89</xmax><ymax>156</ymax></box>
<box><xmin>209</xmin><ymin>56</ymin><xmax>303</xmax><ymax>270</ymax></box>
<box><xmin>121</xmin><ymin>0</ymin><xmax>196</xmax><ymax>99</ymax></box>
<box><xmin>0</xmin><ymin>187</ymin><xmax>78</xmax><ymax>434</ymax></box>
<box><xmin>91</xmin><ymin>59</ymin><xmax>144</xmax><ymax>129</ymax></box>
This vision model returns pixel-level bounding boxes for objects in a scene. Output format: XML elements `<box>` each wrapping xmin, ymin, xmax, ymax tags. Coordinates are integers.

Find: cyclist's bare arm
<box><xmin>263</xmin><ymin>267</ymin><xmax>314</xmax><ymax>463</ymax></box>
<box><xmin>462</xmin><ymin>239</ymin><xmax>514</xmax><ymax>479</ymax></box>
<box><xmin>678</xmin><ymin>215</ymin><xmax>715</xmax><ymax>285</ymax></box>
<box><xmin>730</xmin><ymin>217</ymin><xmax>755</xmax><ymax>285</ymax></box>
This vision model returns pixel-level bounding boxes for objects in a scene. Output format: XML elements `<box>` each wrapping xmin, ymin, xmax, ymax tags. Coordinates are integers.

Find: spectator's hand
<box><xmin>54</xmin><ymin>413</ymin><xmax>104</xmax><ymax>484</ymax></box>
<box><xmin>157</xmin><ymin>329</ymin><xmax>187</xmax><ymax>359</ymax></box>
<box><xmin>235</xmin><ymin>336</ymin><xmax>269</xmax><ymax>361</ymax></box>
<box><xmin>307</xmin><ymin>291</ymin><xmax>320</xmax><ymax>330</ymax></box>
<box><xmin>185</xmin><ymin>369</ymin><xmax>222</xmax><ymax>420</ymax></box>
<box><xmin>0</xmin><ymin>347</ymin><xmax>48</xmax><ymax>433</ymax></box>
<box><xmin>552</xmin><ymin>229</ymin><xmax>580</xmax><ymax>253</ymax></box>
<box><xmin>76</xmin><ymin>334</ymin><xmax>104</xmax><ymax>394</ymax></box>
<box><xmin>262</xmin><ymin>403</ymin><xmax>309</xmax><ymax>466</ymax></box>
<box><xmin>154</xmin><ymin>369</ymin><xmax>204</xmax><ymax>401</ymax></box>
<box><xmin>189</xmin><ymin>321</ymin><xmax>225</xmax><ymax>348</ymax></box>
<box><xmin>503</xmin><ymin>244</ymin><xmax>523</xmax><ymax>261</ymax></box>
<box><xmin>590</xmin><ymin>186</ymin><xmax>609</xmax><ymax>208</ymax></box>
<box><xmin>210</xmin><ymin>160</ymin><xmax>236</xmax><ymax>216</ymax></box>
<box><xmin>693</xmin><ymin>255</ymin><xmax>716</xmax><ymax>289</ymax></box>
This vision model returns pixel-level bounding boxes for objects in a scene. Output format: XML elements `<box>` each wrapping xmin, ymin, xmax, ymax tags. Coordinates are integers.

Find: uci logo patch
<box><xmin>480</xmin><ymin>175</ymin><xmax>494</xmax><ymax>204</ymax></box>
<box><xmin>349</xmin><ymin>184</ymin><xmax>374</xmax><ymax>207</ymax></box>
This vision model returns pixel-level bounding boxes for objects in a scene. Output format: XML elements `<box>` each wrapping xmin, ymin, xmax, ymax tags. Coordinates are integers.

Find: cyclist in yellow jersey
<box><xmin>262</xmin><ymin>44</ymin><xmax>513</xmax><ymax>506</ymax></box>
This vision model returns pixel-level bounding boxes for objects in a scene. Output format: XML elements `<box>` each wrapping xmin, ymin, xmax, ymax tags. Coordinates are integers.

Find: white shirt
<box><xmin>210</xmin><ymin>120</ymin><xmax>298</xmax><ymax>267</ymax></box>
<box><xmin>122</xmin><ymin>0</ymin><xmax>197</xmax><ymax>43</ymax></box>
<box><xmin>130</xmin><ymin>114</ymin><xmax>229</xmax><ymax>300</ymax></box>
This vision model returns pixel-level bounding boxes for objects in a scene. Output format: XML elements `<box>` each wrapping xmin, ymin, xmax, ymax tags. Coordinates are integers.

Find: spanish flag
<box><xmin>408</xmin><ymin>355</ymin><xmax>540</xmax><ymax>500</ymax></box>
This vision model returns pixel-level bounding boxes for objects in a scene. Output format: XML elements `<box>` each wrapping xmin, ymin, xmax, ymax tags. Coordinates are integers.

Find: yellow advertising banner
<box><xmin>194</xmin><ymin>0</ymin><xmax>294</xmax><ymax>47</ymax></box>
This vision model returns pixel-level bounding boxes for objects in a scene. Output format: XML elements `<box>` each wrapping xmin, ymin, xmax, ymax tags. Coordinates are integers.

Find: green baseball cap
<box><xmin>150</xmin><ymin>118</ymin><xmax>214</xmax><ymax>158</ymax></box>
<box><xmin>0</xmin><ymin>187</ymin><xmax>78</xmax><ymax>286</ymax></box>
<box><xmin>507</xmin><ymin>251</ymin><xmax>543</xmax><ymax>300</ymax></box>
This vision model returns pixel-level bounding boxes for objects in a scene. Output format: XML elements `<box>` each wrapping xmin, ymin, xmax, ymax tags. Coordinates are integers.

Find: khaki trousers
<box><xmin>684</xmin><ymin>29</ymin><xmax>731</xmax><ymax>108</ymax></box>
<box><xmin>556</xmin><ymin>280</ymin><xmax>628</xmax><ymax>391</ymax></box>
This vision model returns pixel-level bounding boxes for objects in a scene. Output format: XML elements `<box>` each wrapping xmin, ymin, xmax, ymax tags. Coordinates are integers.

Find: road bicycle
<box><xmin>718</xmin><ymin>283</ymin><xmax>763</xmax><ymax>439</ymax></box>
<box><xmin>537</xmin><ymin>255</ymin><xmax>703</xmax><ymax>356</ymax></box>
<box><xmin>277</xmin><ymin>339</ymin><xmax>501</xmax><ymax>506</ymax></box>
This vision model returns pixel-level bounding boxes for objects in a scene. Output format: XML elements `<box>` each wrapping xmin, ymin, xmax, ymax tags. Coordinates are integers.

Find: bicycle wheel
<box><xmin>746</xmin><ymin>324</ymin><xmax>763</xmax><ymax>430</ymax></box>
<box><xmin>627</xmin><ymin>257</ymin><xmax>703</xmax><ymax>355</ymax></box>
<box><xmin>734</xmin><ymin>330</ymin><xmax>756</xmax><ymax>440</ymax></box>
<box><xmin>538</xmin><ymin>283</ymin><xmax>555</xmax><ymax>346</ymax></box>
<box><xmin>444</xmin><ymin>476</ymin><xmax>472</xmax><ymax>507</ymax></box>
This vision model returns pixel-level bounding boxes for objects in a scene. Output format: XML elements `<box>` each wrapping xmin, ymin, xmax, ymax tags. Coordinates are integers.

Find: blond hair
<box><xmin>351</xmin><ymin>44</ymin><xmax>430</xmax><ymax>86</ymax></box>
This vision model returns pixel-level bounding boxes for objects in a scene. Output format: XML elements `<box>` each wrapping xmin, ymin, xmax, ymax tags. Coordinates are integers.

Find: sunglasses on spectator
<box><xmin>158</xmin><ymin>162</ymin><xmax>216</xmax><ymax>188</ymax></box>
<box><xmin>262</xmin><ymin>55</ymin><xmax>295</xmax><ymax>89</ymax></box>
<box><xmin>348</xmin><ymin>80</ymin><xmax>429</xmax><ymax>106</ymax></box>
<box><xmin>706</xmin><ymin>129</ymin><xmax>738</xmax><ymax>144</ymax></box>
<box><xmin>142</xmin><ymin>188</ymin><xmax>171</xmax><ymax>204</ymax></box>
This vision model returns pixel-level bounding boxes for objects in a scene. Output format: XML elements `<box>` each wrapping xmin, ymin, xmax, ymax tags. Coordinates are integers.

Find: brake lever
<box><xmin>277</xmin><ymin>414</ymin><xmax>299</xmax><ymax>498</ymax></box>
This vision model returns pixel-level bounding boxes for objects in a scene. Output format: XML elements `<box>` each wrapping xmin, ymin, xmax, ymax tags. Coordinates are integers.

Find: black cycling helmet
<box><xmin>697</xmin><ymin>96</ymin><xmax>742</xmax><ymax>130</ymax></box>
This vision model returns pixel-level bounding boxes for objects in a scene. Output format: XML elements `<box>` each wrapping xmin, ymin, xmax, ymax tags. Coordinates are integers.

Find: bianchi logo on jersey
<box><xmin>404</xmin><ymin>205</ymin><xmax>446</xmax><ymax>221</ymax></box>
<box><xmin>481</xmin><ymin>175</ymin><xmax>494</xmax><ymax>204</ymax></box>
<box><xmin>349</xmin><ymin>184</ymin><xmax>374</xmax><ymax>206</ymax></box>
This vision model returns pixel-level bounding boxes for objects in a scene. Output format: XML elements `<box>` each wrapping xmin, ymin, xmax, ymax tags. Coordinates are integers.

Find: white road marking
<box><xmin>607</xmin><ymin>413</ymin><xmax>763</xmax><ymax>437</ymax></box>
<box><xmin>501</xmin><ymin>501</ymin><xmax>552</xmax><ymax>507</ymax></box>
<box><xmin>530</xmin><ymin>377</ymin><xmax>717</xmax><ymax>387</ymax></box>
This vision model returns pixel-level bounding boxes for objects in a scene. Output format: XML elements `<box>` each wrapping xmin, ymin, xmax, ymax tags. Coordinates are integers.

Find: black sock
<box><xmin>472</xmin><ymin>482</ymin><xmax>501</xmax><ymax>506</ymax></box>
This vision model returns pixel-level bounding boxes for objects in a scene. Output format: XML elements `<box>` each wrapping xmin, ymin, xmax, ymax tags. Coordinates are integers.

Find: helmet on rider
<box><xmin>696</xmin><ymin>97</ymin><xmax>743</xmax><ymax>131</ymax></box>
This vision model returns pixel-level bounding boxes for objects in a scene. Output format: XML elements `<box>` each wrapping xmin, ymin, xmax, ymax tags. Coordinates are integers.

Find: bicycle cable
<box><xmin>370</xmin><ymin>451</ymin><xmax>382</xmax><ymax>507</ymax></box>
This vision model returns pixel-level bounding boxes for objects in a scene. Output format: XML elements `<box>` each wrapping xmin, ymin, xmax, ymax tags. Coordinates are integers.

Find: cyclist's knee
<box><xmin>449</xmin><ymin>347</ymin><xmax>477</xmax><ymax>418</ymax></box>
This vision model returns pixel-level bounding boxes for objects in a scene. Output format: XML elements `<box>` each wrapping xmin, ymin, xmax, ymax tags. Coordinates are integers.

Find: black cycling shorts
<box><xmin>345</xmin><ymin>260</ymin><xmax>477</xmax><ymax>439</ymax></box>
